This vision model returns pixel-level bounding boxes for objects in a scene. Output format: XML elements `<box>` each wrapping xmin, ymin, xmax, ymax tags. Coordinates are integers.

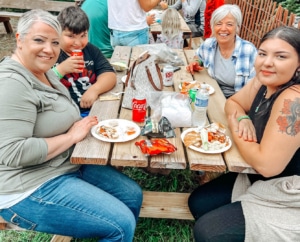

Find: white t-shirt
<box><xmin>108</xmin><ymin>0</ymin><xmax>148</xmax><ymax>31</ymax></box>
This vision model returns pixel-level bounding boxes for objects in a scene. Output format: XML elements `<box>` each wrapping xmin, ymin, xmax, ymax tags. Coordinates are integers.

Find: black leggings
<box><xmin>188</xmin><ymin>172</ymin><xmax>245</xmax><ymax>242</ymax></box>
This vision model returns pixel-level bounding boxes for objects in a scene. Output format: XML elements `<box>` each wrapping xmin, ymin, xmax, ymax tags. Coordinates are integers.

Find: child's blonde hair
<box><xmin>161</xmin><ymin>8</ymin><xmax>181</xmax><ymax>39</ymax></box>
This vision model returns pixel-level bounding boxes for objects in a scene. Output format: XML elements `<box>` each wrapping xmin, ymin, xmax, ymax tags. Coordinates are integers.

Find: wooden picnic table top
<box><xmin>70</xmin><ymin>45</ymin><xmax>256</xmax><ymax>175</ymax></box>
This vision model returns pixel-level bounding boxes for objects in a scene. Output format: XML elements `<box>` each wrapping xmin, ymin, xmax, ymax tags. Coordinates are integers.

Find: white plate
<box><xmin>91</xmin><ymin>119</ymin><xmax>140</xmax><ymax>142</ymax></box>
<box><xmin>121</xmin><ymin>75</ymin><xmax>127</xmax><ymax>83</ymax></box>
<box><xmin>181</xmin><ymin>128</ymin><xmax>232</xmax><ymax>154</ymax></box>
<box><xmin>179</xmin><ymin>81</ymin><xmax>215</xmax><ymax>95</ymax></box>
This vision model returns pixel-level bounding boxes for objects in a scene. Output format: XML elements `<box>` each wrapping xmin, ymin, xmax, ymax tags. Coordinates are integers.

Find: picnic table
<box><xmin>70</xmin><ymin>45</ymin><xmax>256</xmax><ymax>220</ymax></box>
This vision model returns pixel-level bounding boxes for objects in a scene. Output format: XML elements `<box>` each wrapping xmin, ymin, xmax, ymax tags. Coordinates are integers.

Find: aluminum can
<box><xmin>132</xmin><ymin>96</ymin><xmax>147</xmax><ymax>122</ymax></box>
<box><xmin>163</xmin><ymin>65</ymin><xmax>174</xmax><ymax>86</ymax></box>
<box><xmin>71</xmin><ymin>49</ymin><xmax>83</xmax><ymax>57</ymax></box>
<box><xmin>71</xmin><ymin>49</ymin><xmax>84</xmax><ymax>72</ymax></box>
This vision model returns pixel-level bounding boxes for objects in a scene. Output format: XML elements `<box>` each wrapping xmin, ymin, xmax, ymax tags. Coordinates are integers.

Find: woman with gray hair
<box><xmin>0</xmin><ymin>9</ymin><xmax>142</xmax><ymax>241</ymax></box>
<box><xmin>196</xmin><ymin>4</ymin><xmax>257</xmax><ymax>98</ymax></box>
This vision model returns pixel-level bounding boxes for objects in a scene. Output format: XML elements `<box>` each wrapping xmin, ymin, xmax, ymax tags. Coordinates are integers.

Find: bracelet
<box><xmin>52</xmin><ymin>66</ymin><xmax>63</xmax><ymax>79</ymax></box>
<box><xmin>237</xmin><ymin>115</ymin><xmax>251</xmax><ymax>122</ymax></box>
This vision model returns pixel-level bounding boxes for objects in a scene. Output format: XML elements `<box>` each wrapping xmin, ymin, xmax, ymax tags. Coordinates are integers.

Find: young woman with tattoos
<box><xmin>188</xmin><ymin>26</ymin><xmax>300</xmax><ymax>242</ymax></box>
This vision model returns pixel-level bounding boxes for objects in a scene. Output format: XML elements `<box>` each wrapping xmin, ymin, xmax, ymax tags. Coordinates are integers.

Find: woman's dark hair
<box><xmin>57</xmin><ymin>6</ymin><xmax>89</xmax><ymax>34</ymax></box>
<box><xmin>260</xmin><ymin>26</ymin><xmax>300</xmax><ymax>86</ymax></box>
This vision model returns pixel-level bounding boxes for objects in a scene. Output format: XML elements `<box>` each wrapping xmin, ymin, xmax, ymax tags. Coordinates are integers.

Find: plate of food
<box><xmin>179</xmin><ymin>81</ymin><xmax>215</xmax><ymax>95</ymax></box>
<box><xmin>181</xmin><ymin>123</ymin><xmax>231</xmax><ymax>154</ymax></box>
<box><xmin>91</xmin><ymin>119</ymin><xmax>140</xmax><ymax>142</ymax></box>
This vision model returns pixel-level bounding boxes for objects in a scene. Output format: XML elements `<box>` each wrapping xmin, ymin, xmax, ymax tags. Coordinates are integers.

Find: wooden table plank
<box><xmin>184</xmin><ymin>50</ymin><xmax>257</xmax><ymax>174</ymax></box>
<box><xmin>70</xmin><ymin>46</ymin><xmax>132</xmax><ymax>165</ymax></box>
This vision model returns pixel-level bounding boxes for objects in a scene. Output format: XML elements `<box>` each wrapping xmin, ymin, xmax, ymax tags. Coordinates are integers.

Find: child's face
<box><xmin>60</xmin><ymin>28</ymin><xmax>88</xmax><ymax>55</ymax></box>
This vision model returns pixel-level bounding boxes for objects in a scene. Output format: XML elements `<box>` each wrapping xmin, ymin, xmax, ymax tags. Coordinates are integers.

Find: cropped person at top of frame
<box><xmin>81</xmin><ymin>0</ymin><xmax>114</xmax><ymax>58</ymax></box>
<box><xmin>0</xmin><ymin>9</ymin><xmax>143</xmax><ymax>241</ymax></box>
<box><xmin>54</xmin><ymin>6</ymin><xmax>116</xmax><ymax>117</ymax></box>
<box><xmin>196</xmin><ymin>4</ymin><xmax>257</xmax><ymax>98</ymax></box>
<box><xmin>156</xmin><ymin>8</ymin><xmax>184</xmax><ymax>49</ymax></box>
<box><xmin>189</xmin><ymin>26</ymin><xmax>300</xmax><ymax>242</ymax></box>
<box><xmin>108</xmin><ymin>0</ymin><xmax>162</xmax><ymax>47</ymax></box>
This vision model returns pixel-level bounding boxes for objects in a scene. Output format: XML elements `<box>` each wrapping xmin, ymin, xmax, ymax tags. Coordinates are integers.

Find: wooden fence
<box><xmin>225</xmin><ymin>0</ymin><xmax>299</xmax><ymax>47</ymax></box>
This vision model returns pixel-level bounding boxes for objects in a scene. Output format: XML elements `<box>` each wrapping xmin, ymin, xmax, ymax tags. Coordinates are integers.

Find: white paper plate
<box><xmin>181</xmin><ymin>128</ymin><xmax>232</xmax><ymax>154</ymax></box>
<box><xmin>179</xmin><ymin>81</ymin><xmax>215</xmax><ymax>95</ymax></box>
<box><xmin>91</xmin><ymin>119</ymin><xmax>140</xmax><ymax>142</ymax></box>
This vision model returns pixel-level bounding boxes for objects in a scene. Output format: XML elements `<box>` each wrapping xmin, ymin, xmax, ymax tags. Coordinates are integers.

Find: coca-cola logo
<box><xmin>165</xmin><ymin>72</ymin><xmax>173</xmax><ymax>78</ymax></box>
<box><xmin>132</xmin><ymin>101</ymin><xmax>146</xmax><ymax>110</ymax></box>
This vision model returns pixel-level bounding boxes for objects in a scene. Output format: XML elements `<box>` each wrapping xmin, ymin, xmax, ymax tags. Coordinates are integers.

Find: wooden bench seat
<box><xmin>0</xmin><ymin>0</ymin><xmax>79</xmax><ymax>34</ymax></box>
<box><xmin>0</xmin><ymin>191</ymin><xmax>193</xmax><ymax>241</ymax></box>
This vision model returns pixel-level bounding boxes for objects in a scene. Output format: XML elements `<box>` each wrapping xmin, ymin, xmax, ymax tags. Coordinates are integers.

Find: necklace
<box><xmin>255</xmin><ymin>90</ymin><xmax>267</xmax><ymax>113</ymax></box>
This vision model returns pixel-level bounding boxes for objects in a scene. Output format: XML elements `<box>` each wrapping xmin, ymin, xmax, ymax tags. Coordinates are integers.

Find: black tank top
<box><xmin>247</xmin><ymin>85</ymin><xmax>300</xmax><ymax>182</ymax></box>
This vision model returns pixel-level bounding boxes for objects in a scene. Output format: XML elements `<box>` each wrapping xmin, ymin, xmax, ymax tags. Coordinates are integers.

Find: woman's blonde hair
<box><xmin>161</xmin><ymin>8</ymin><xmax>181</xmax><ymax>39</ymax></box>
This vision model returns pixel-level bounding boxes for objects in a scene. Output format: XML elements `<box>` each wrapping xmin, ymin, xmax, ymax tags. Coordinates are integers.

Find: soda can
<box><xmin>132</xmin><ymin>96</ymin><xmax>147</xmax><ymax>122</ymax></box>
<box><xmin>71</xmin><ymin>49</ymin><xmax>84</xmax><ymax>72</ymax></box>
<box><xmin>71</xmin><ymin>49</ymin><xmax>83</xmax><ymax>57</ymax></box>
<box><xmin>163</xmin><ymin>65</ymin><xmax>174</xmax><ymax>86</ymax></box>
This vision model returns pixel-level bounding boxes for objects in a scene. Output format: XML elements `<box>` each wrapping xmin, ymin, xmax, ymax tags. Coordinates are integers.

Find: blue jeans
<box><xmin>0</xmin><ymin>165</ymin><xmax>143</xmax><ymax>242</ymax></box>
<box><xmin>110</xmin><ymin>28</ymin><xmax>149</xmax><ymax>47</ymax></box>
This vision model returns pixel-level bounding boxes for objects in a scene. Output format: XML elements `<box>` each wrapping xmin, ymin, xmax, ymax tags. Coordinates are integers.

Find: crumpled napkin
<box><xmin>99</xmin><ymin>95</ymin><xmax>120</xmax><ymax>101</ymax></box>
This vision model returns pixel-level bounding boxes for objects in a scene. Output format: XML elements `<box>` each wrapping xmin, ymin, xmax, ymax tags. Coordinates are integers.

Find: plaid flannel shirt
<box><xmin>196</xmin><ymin>35</ymin><xmax>257</xmax><ymax>92</ymax></box>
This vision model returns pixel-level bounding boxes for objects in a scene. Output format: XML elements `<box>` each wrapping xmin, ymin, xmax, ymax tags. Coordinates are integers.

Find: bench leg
<box><xmin>0</xmin><ymin>17</ymin><xmax>13</xmax><ymax>34</ymax></box>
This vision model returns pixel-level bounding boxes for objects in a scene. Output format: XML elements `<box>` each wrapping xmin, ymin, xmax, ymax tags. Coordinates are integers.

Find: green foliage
<box><xmin>275</xmin><ymin>0</ymin><xmax>300</xmax><ymax>15</ymax></box>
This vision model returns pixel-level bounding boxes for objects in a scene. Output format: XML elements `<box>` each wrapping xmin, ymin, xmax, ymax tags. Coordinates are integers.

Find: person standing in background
<box><xmin>81</xmin><ymin>0</ymin><xmax>113</xmax><ymax>58</ymax></box>
<box><xmin>204</xmin><ymin>0</ymin><xmax>224</xmax><ymax>39</ymax></box>
<box><xmin>108</xmin><ymin>0</ymin><xmax>162</xmax><ymax>47</ymax></box>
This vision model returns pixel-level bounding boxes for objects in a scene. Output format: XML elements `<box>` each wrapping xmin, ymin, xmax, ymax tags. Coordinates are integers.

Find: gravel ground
<box><xmin>0</xmin><ymin>17</ymin><xmax>17</xmax><ymax>59</ymax></box>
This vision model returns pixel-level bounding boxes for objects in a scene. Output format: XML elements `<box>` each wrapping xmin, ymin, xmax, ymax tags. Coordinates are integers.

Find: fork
<box><xmin>110</xmin><ymin>91</ymin><xmax>125</xmax><ymax>96</ymax></box>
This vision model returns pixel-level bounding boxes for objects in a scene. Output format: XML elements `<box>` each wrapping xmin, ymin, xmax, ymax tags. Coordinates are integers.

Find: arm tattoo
<box><xmin>276</xmin><ymin>98</ymin><xmax>300</xmax><ymax>136</ymax></box>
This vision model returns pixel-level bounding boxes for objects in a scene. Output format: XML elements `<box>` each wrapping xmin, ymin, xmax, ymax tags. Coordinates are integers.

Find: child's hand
<box><xmin>147</xmin><ymin>14</ymin><xmax>155</xmax><ymax>25</ymax></box>
<box><xmin>80</xmin><ymin>88</ymin><xmax>98</xmax><ymax>109</ymax></box>
<box><xmin>60</xmin><ymin>56</ymin><xmax>84</xmax><ymax>74</ymax></box>
<box><xmin>160</xmin><ymin>1</ymin><xmax>168</xmax><ymax>10</ymax></box>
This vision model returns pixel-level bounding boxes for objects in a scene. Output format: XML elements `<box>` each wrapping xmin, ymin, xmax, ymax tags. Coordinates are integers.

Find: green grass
<box><xmin>0</xmin><ymin>168</ymin><xmax>199</xmax><ymax>242</ymax></box>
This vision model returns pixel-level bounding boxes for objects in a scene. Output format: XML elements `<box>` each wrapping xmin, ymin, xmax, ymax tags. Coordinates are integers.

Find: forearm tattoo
<box><xmin>276</xmin><ymin>98</ymin><xmax>300</xmax><ymax>136</ymax></box>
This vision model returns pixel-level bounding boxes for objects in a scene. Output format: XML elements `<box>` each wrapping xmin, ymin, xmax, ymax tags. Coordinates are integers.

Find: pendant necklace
<box><xmin>255</xmin><ymin>90</ymin><xmax>267</xmax><ymax>113</ymax></box>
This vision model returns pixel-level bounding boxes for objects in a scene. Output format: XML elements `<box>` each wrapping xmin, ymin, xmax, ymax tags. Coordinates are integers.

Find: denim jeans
<box><xmin>110</xmin><ymin>28</ymin><xmax>149</xmax><ymax>47</ymax></box>
<box><xmin>0</xmin><ymin>165</ymin><xmax>143</xmax><ymax>242</ymax></box>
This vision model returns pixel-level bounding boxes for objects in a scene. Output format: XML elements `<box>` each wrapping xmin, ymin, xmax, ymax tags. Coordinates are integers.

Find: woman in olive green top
<box><xmin>0</xmin><ymin>9</ymin><xmax>142</xmax><ymax>241</ymax></box>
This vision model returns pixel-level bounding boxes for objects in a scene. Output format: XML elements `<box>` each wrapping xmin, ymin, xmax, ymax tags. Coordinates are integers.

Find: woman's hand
<box><xmin>67</xmin><ymin>116</ymin><xmax>98</xmax><ymax>144</ymax></box>
<box><xmin>185</xmin><ymin>61</ymin><xmax>204</xmax><ymax>74</ymax></box>
<box><xmin>228</xmin><ymin>112</ymin><xmax>257</xmax><ymax>142</ymax></box>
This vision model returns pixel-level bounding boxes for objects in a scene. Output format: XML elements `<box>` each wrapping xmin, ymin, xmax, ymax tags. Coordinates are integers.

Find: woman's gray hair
<box><xmin>210</xmin><ymin>4</ymin><xmax>242</xmax><ymax>35</ymax></box>
<box><xmin>17</xmin><ymin>9</ymin><xmax>61</xmax><ymax>40</ymax></box>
